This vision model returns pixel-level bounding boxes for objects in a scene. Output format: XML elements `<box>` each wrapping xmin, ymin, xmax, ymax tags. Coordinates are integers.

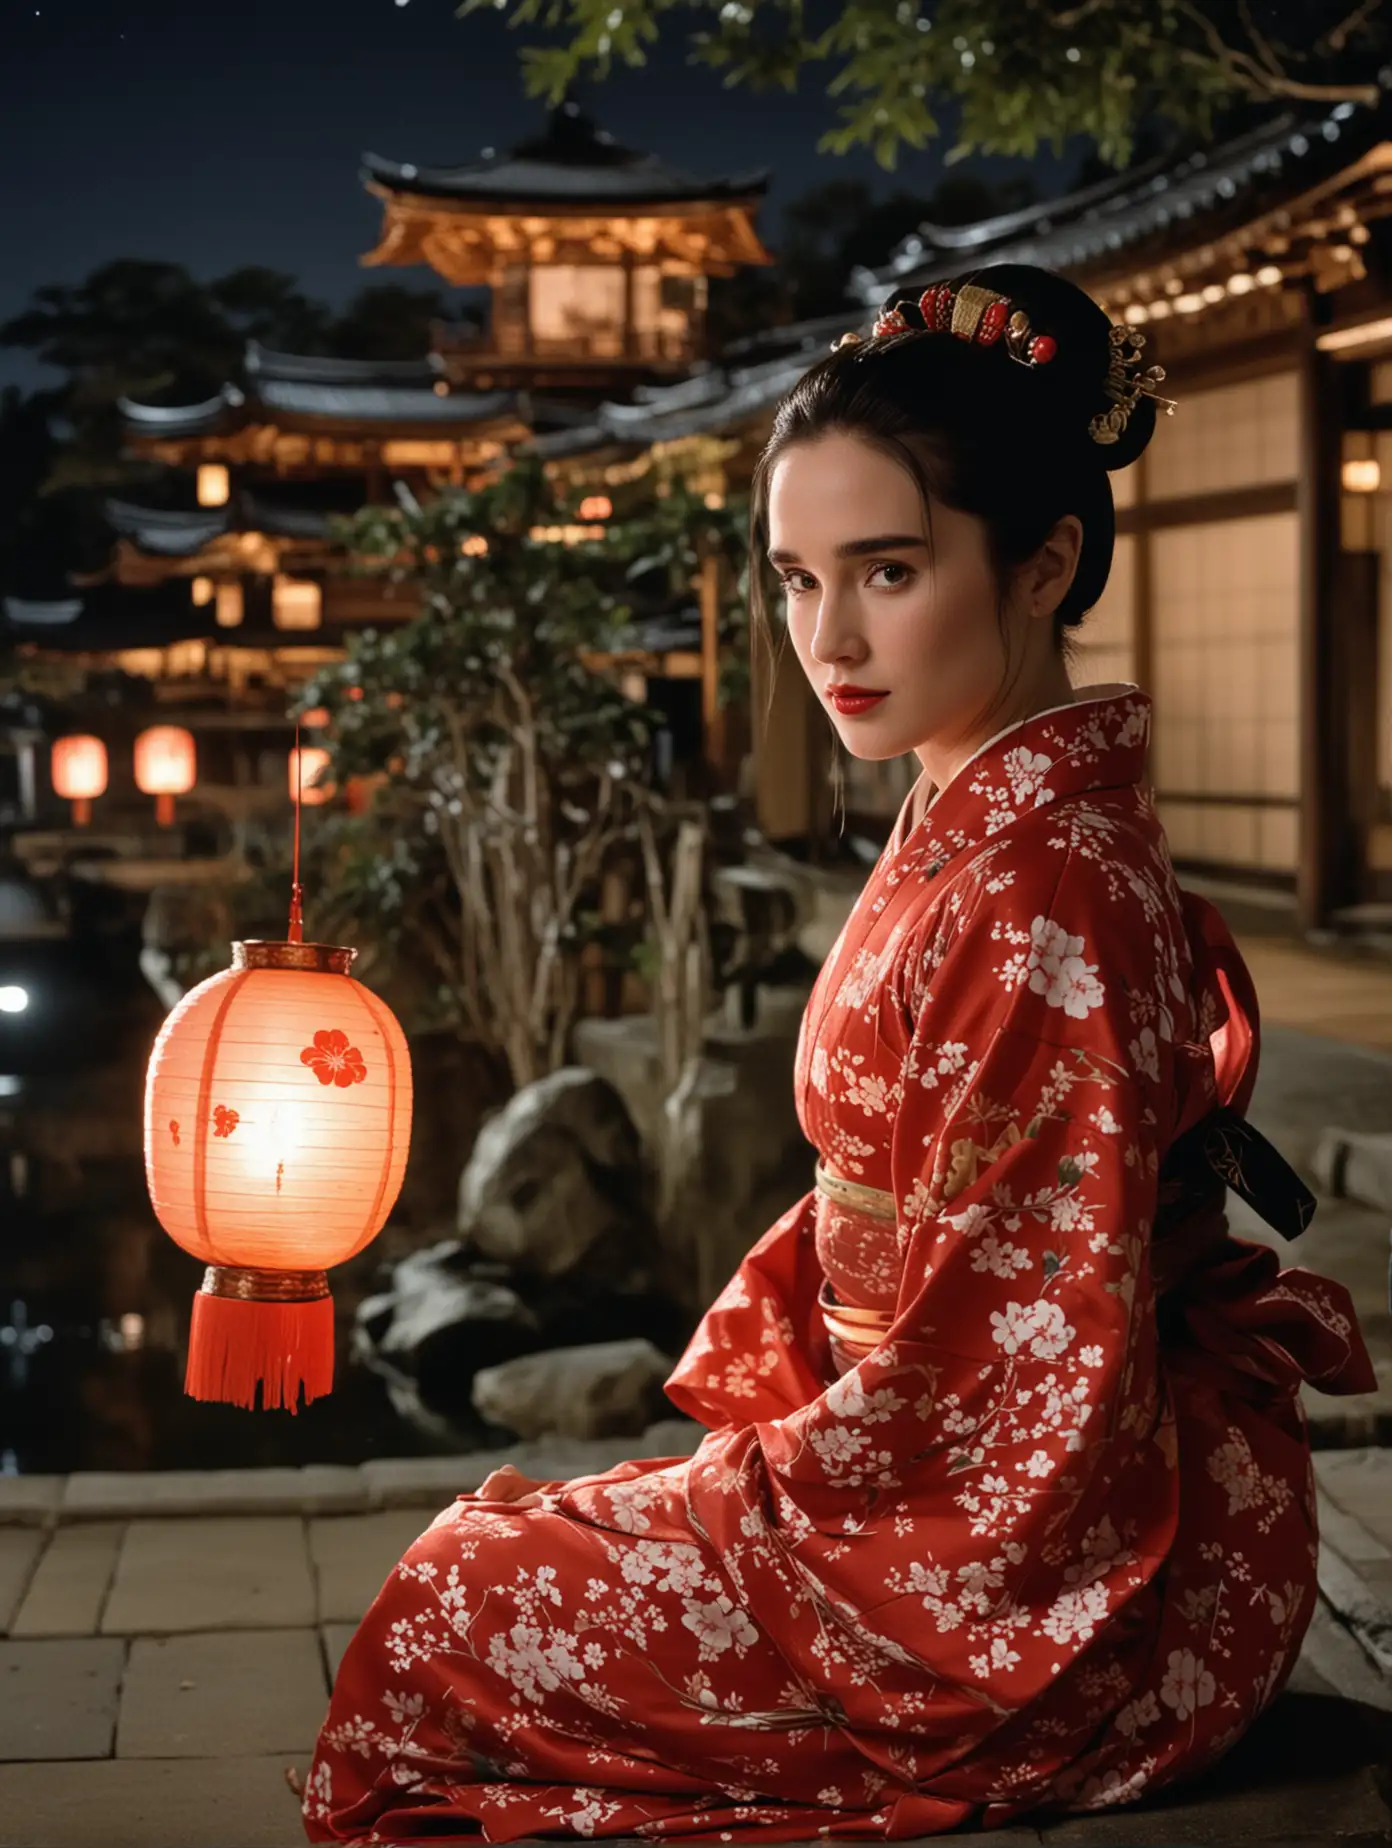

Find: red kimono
<box><xmin>304</xmin><ymin>686</ymin><xmax>1373</xmax><ymax>1845</ymax></box>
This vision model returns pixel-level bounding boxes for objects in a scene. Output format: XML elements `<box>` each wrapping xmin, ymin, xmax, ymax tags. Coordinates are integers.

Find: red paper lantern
<box><xmin>143</xmin><ymin>940</ymin><xmax>413</xmax><ymax>1411</ymax></box>
<box><xmin>289</xmin><ymin>746</ymin><xmax>335</xmax><ymax>807</ymax></box>
<box><xmin>51</xmin><ymin>734</ymin><xmax>108</xmax><ymax>826</ymax></box>
<box><xmin>135</xmin><ymin>725</ymin><xmax>197</xmax><ymax>826</ymax></box>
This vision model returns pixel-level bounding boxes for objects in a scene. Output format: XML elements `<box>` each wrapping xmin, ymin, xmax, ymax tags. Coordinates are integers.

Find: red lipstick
<box><xmin>826</xmin><ymin>683</ymin><xmax>889</xmax><ymax>716</ymax></box>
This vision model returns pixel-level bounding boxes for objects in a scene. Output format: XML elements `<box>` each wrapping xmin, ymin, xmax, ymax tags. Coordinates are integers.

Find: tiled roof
<box><xmin>364</xmin><ymin>101</ymin><xmax>768</xmax><ymax>207</ymax></box>
<box><xmin>857</xmin><ymin>100</ymin><xmax>1384</xmax><ymax>300</ymax></box>
<box><xmin>121</xmin><ymin>343</ymin><xmax>520</xmax><ymax>437</ymax></box>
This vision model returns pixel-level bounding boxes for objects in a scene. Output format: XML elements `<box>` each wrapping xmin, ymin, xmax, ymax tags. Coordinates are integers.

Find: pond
<box><xmin>0</xmin><ymin>928</ymin><xmax>449</xmax><ymax>1475</ymax></box>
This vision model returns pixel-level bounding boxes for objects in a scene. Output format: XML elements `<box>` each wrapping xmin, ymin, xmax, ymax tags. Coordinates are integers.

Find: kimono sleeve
<box><xmin>664</xmin><ymin>1194</ymin><xmax>831</xmax><ymax>1429</ymax></box>
<box><xmin>731</xmin><ymin>850</ymin><xmax>1177</xmax><ymax>1516</ymax></box>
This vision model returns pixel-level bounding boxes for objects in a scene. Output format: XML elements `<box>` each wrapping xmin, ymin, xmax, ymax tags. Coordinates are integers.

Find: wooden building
<box><xmin>0</xmin><ymin>103</ymin><xmax>771</xmax><ymax>831</ymax></box>
<box><xmin>535</xmin><ymin>100</ymin><xmax>1392</xmax><ymax>931</ymax></box>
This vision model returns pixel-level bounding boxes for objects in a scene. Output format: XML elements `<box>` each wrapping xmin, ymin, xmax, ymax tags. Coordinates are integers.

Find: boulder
<box><xmin>457</xmin><ymin>1067</ymin><xmax>649</xmax><ymax>1282</ymax></box>
<box><xmin>472</xmin><ymin>1338</ymin><xmax>675</xmax><ymax>1441</ymax></box>
<box><xmin>352</xmin><ymin>1244</ymin><xmax>542</xmax><ymax>1426</ymax></box>
<box><xmin>572</xmin><ymin>990</ymin><xmax>816</xmax><ymax>1314</ymax></box>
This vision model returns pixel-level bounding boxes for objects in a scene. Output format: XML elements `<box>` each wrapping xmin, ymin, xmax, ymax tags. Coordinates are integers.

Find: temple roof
<box><xmin>534</xmin><ymin>103</ymin><xmax>1392</xmax><ymax>458</ymax></box>
<box><xmin>528</xmin><ymin>320</ymin><xmax>836</xmax><ymax>459</ymax></box>
<box><xmin>363</xmin><ymin>100</ymin><xmax>768</xmax><ymax>208</ymax></box>
<box><xmin>105</xmin><ymin>489</ymin><xmax>340</xmax><ymax>558</ymax></box>
<box><xmin>0</xmin><ymin>582</ymin><xmax>212</xmax><ymax>653</ymax></box>
<box><xmin>120</xmin><ymin>343</ymin><xmax>522</xmax><ymax>440</ymax></box>
<box><xmin>858</xmin><ymin>99</ymin><xmax>1388</xmax><ymax>299</ymax></box>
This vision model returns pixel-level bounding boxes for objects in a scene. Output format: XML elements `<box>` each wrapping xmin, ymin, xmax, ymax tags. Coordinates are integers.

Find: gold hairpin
<box><xmin>1090</xmin><ymin>324</ymin><xmax>1178</xmax><ymax>445</ymax></box>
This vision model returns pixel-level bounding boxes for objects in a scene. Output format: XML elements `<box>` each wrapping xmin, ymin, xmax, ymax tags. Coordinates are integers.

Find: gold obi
<box><xmin>814</xmin><ymin>1163</ymin><xmax>897</xmax><ymax>1369</ymax></box>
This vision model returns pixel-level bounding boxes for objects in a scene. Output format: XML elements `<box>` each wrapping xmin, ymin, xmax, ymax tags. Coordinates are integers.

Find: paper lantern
<box><xmin>143</xmin><ymin>939</ymin><xmax>413</xmax><ymax>1411</ymax></box>
<box><xmin>135</xmin><ymin>725</ymin><xmax>196</xmax><ymax>825</ymax></box>
<box><xmin>51</xmin><ymin>734</ymin><xmax>108</xmax><ymax>826</ymax></box>
<box><xmin>273</xmin><ymin>577</ymin><xmax>322</xmax><ymax>631</ymax></box>
<box><xmin>215</xmin><ymin>582</ymin><xmax>244</xmax><ymax>629</ymax></box>
<box><xmin>191</xmin><ymin>576</ymin><xmax>215</xmax><ymax>607</ymax></box>
<box><xmin>197</xmin><ymin>464</ymin><xmax>230</xmax><ymax>507</ymax></box>
<box><xmin>289</xmin><ymin>746</ymin><xmax>334</xmax><ymax>806</ymax></box>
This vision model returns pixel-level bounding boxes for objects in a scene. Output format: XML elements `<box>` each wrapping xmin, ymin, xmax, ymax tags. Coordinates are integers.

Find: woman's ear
<box><xmin>1022</xmin><ymin>515</ymin><xmax>1083</xmax><ymax>622</ymax></box>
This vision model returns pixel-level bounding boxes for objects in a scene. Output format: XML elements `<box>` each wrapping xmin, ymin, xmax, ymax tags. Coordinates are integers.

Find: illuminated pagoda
<box><xmin>361</xmin><ymin>97</ymin><xmax>771</xmax><ymax>389</ymax></box>
<box><xmin>2</xmin><ymin>102</ymin><xmax>771</xmax><ymax>817</ymax></box>
<box><xmin>533</xmin><ymin>99</ymin><xmax>1392</xmax><ymax>931</ymax></box>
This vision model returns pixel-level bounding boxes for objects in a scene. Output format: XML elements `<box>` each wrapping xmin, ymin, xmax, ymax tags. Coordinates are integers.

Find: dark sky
<box><xmin>0</xmin><ymin>0</ymin><xmax>1072</xmax><ymax>391</ymax></box>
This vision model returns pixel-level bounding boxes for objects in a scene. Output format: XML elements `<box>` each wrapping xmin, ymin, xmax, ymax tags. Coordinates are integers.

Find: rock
<box><xmin>573</xmin><ymin>992</ymin><xmax>815</xmax><ymax>1314</ymax></box>
<box><xmin>472</xmin><ymin>1339</ymin><xmax>675</xmax><ymax>1441</ymax></box>
<box><xmin>457</xmin><ymin>1068</ymin><xmax>649</xmax><ymax>1282</ymax></box>
<box><xmin>352</xmin><ymin>1250</ymin><xmax>541</xmax><ymax>1426</ymax></box>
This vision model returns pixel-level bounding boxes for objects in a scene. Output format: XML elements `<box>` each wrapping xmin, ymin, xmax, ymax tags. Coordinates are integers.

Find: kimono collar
<box><xmin>892</xmin><ymin>683</ymin><xmax>1152</xmax><ymax>873</ymax></box>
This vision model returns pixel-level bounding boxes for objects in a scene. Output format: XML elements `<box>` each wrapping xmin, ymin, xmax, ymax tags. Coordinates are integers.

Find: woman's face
<box><xmin>767</xmin><ymin>431</ymin><xmax>1012</xmax><ymax>764</ymax></box>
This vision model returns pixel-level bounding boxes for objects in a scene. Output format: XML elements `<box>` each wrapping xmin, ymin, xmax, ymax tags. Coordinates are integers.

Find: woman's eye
<box><xmin>780</xmin><ymin>571</ymin><xmax>815</xmax><ymax>596</ymax></box>
<box><xmin>868</xmin><ymin>561</ymin><xmax>913</xmax><ymax>589</ymax></box>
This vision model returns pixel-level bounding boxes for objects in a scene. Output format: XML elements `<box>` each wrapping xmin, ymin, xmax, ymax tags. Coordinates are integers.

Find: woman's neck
<box><xmin>912</xmin><ymin>658</ymin><xmax>1076</xmax><ymax>805</ymax></box>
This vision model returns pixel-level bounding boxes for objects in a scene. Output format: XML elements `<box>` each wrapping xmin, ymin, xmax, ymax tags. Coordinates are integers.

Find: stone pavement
<box><xmin>0</xmin><ymin>1439</ymin><xmax>1390</xmax><ymax>1848</ymax></box>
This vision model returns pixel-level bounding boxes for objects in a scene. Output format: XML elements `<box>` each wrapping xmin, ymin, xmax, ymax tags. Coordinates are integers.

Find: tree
<box><xmin>460</xmin><ymin>0</ymin><xmax>1386</xmax><ymax>168</ymax></box>
<box><xmin>298</xmin><ymin>458</ymin><xmax>662</xmax><ymax>1089</ymax></box>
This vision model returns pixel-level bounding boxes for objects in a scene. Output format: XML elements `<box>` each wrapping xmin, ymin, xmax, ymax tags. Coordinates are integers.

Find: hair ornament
<box><xmin>865</xmin><ymin>281</ymin><xmax>1059</xmax><ymax>368</ymax></box>
<box><xmin>1090</xmin><ymin>323</ymin><xmax>1178</xmax><ymax>445</ymax></box>
<box><xmin>838</xmin><ymin>279</ymin><xmax>1181</xmax><ymax>448</ymax></box>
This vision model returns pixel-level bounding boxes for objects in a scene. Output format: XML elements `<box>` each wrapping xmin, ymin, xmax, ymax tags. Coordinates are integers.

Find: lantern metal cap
<box><xmin>233</xmin><ymin>939</ymin><xmax>357</xmax><ymax>975</ymax></box>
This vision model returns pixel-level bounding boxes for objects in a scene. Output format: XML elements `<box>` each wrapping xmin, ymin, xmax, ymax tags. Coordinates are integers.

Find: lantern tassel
<box><xmin>186</xmin><ymin>1278</ymin><xmax>334</xmax><ymax>1413</ymax></box>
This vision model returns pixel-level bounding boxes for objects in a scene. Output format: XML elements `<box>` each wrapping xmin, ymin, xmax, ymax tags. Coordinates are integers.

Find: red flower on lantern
<box><xmin>212</xmin><ymin>1105</ymin><xmax>240</xmax><ymax>1138</ymax></box>
<box><xmin>300</xmin><ymin>1029</ymin><xmax>368</xmax><ymax>1088</ymax></box>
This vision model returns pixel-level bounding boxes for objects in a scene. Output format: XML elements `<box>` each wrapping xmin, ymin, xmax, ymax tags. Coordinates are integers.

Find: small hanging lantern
<box><xmin>215</xmin><ymin>582</ymin><xmax>244</xmax><ymax>629</ymax></box>
<box><xmin>273</xmin><ymin>577</ymin><xmax>322</xmax><ymax>631</ymax></box>
<box><xmin>51</xmin><ymin>735</ymin><xmax>108</xmax><ymax>826</ymax></box>
<box><xmin>289</xmin><ymin>745</ymin><xmax>334</xmax><ymax>807</ymax></box>
<box><xmin>143</xmin><ymin>730</ymin><xmax>413</xmax><ymax>1412</ymax></box>
<box><xmin>135</xmin><ymin>725</ymin><xmax>197</xmax><ymax>826</ymax></box>
<box><xmin>197</xmin><ymin>464</ymin><xmax>230</xmax><ymax>508</ymax></box>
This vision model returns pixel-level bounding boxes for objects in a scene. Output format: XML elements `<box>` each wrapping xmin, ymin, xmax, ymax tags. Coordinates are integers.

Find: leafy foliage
<box><xmin>458</xmin><ymin>0</ymin><xmax>1386</xmax><ymax>168</ymax></box>
<box><xmin>294</xmin><ymin>460</ymin><xmax>656</xmax><ymax>1085</ymax></box>
<box><xmin>288</xmin><ymin>456</ymin><xmax>752</xmax><ymax>1087</ymax></box>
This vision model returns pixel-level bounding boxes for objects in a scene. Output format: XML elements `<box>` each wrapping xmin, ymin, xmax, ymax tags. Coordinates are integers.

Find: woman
<box><xmin>303</xmin><ymin>265</ymin><xmax>1374</xmax><ymax>1844</ymax></box>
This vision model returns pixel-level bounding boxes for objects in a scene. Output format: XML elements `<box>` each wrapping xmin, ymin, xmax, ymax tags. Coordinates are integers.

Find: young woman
<box><xmin>303</xmin><ymin>264</ymin><xmax>1374</xmax><ymax>1844</ymax></box>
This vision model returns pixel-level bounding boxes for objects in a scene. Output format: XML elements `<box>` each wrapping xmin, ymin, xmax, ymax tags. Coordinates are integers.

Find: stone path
<box><xmin>0</xmin><ymin>1440</ymin><xmax>1390</xmax><ymax>1847</ymax></box>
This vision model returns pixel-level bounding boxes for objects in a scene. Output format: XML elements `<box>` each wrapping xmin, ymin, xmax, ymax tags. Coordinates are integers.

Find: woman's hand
<box><xmin>469</xmin><ymin>1464</ymin><xmax>562</xmax><ymax>1508</ymax></box>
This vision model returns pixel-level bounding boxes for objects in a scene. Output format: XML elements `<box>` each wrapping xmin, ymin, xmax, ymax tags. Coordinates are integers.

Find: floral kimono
<box><xmin>305</xmin><ymin>684</ymin><xmax>1373</xmax><ymax>1846</ymax></box>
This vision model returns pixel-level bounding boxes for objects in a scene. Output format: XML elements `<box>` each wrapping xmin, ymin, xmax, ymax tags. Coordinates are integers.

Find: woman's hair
<box><xmin>748</xmin><ymin>263</ymin><xmax>1164</xmax><ymax>649</ymax></box>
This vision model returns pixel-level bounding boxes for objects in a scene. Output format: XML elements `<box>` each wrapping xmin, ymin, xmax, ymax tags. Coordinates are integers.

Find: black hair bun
<box><xmin>879</xmin><ymin>262</ymin><xmax>1162</xmax><ymax>473</ymax></box>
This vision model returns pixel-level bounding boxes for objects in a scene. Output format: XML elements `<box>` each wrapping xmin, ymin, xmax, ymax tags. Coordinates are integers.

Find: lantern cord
<box><xmin>288</xmin><ymin>717</ymin><xmax>304</xmax><ymax>944</ymax></box>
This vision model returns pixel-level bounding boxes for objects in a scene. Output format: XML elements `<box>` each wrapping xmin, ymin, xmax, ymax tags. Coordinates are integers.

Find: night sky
<box><xmin>1</xmin><ymin>0</ymin><xmax>1072</xmax><ymax>392</ymax></box>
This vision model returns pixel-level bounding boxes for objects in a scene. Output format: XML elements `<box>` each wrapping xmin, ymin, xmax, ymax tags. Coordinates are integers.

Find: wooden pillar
<box><xmin>622</xmin><ymin>253</ymin><xmax>637</xmax><ymax>363</ymax></box>
<box><xmin>1296</xmin><ymin>331</ymin><xmax>1344</xmax><ymax>932</ymax></box>
<box><xmin>699</xmin><ymin>552</ymin><xmax>722</xmax><ymax>775</ymax></box>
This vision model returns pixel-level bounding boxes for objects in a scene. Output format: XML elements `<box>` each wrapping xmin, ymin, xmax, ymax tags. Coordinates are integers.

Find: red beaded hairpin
<box><xmin>865</xmin><ymin>282</ymin><xmax>1057</xmax><ymax>367</ymax></box>
<box><xmin>831</xmin><ymin>281</ymin><xmax>1176</xmax><ymax>445</ymax></box>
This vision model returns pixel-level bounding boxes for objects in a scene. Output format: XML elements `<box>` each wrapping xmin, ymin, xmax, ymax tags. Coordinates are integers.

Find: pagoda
<box><xmin>362</xmin><ymin>98</ymin><xmax>771</xmax><ymax>390</ymax></box>
<box><xmin>2</xmin><ymin>102</ymin><xmax>771</xmax><ymax>835</ymax></box>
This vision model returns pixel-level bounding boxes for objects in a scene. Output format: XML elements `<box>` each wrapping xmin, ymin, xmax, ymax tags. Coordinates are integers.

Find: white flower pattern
<box><xmin>304</xmin><ymin>689</ymin><xmax>1370</xmax><ymax>1848</ymax></box>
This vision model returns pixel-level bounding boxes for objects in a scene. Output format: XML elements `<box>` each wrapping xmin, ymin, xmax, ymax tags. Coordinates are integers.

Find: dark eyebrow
<box><xmin>767</xmin><ymin>534</ymin><xmax>929</xmax><ymax>566</ymax></box>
